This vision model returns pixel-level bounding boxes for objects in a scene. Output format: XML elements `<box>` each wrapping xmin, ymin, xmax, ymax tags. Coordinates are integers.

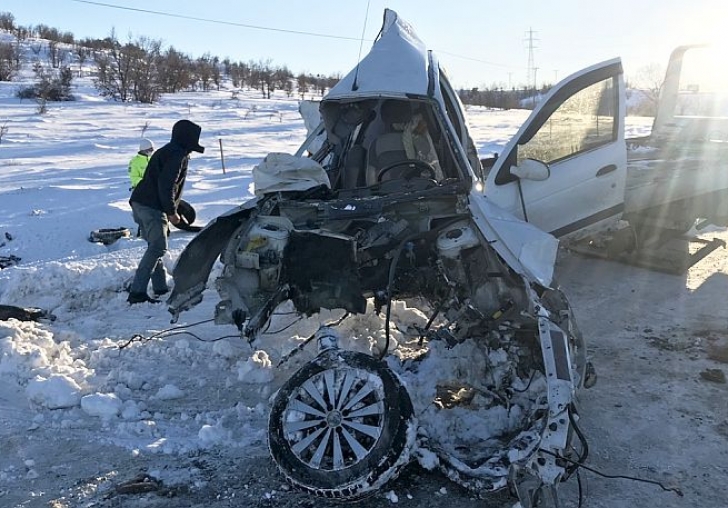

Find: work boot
<box><xmin>127</xmin><ymin>292</ymin><xmax>161</xmax><ymax>305</ymax></box>
<box><xmin>153</xmin><ymin>288</ymin><xmax>169</xmax><ymax>298</ymax></box>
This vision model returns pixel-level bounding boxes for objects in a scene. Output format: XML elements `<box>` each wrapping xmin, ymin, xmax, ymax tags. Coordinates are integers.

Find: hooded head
<box><xmin>171</xmin><ymin>120</ymin><xmax>205</xmax><ymax>154</ymax></box>
<box><xmin>139</xmin><ymin>138</ymin><xmax>154</xmax><ymax>154</ymax></box>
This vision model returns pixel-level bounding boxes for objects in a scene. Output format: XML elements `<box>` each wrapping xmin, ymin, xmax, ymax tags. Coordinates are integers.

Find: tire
<box><xmin>173</xmin><ymin>199</ymin><xmax>196</xmax><ymax>230</ymax></box>
<box><xmin>88</xmin><ymin>227</ymin><xmax>130</xmax><ymax>245</ymax></box>
<box><xmin>268</xmin><ymin>349</ymin><xmax>416</xmax><ymax>500</ymax></box>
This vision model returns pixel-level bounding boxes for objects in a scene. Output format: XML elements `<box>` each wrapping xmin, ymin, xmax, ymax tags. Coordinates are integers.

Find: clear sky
<box><xmin>2</xmin><ymin>0</ymin><xmax>726</xmax><ymax>89</ymax></box>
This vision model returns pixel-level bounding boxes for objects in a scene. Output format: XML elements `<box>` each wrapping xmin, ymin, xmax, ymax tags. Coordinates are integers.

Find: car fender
<box><xmin>168</xmin><ymin>198</ymin><xmax>259</xmax><ymax>320</ymax></box>
<box><xmin>468</xmin><ymin>191</ymin><xmax>558</xmax><ymax>288</ymax></box>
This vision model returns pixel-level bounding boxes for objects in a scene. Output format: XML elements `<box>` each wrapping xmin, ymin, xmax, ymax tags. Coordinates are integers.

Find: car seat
<box><xmin>365</xmin><ymin>101</ymin><xmax>412</xmax><ymax>185</ymax></box>
<box><xmin>340</xmin><ymin>144</ymin><xmax>367</xmax><ymax>189</ymax></box>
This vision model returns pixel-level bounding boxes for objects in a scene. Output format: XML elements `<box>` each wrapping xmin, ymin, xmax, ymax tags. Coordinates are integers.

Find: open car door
<box><xmin>483</xmin><ymin>59</ymin><xmax>626</xmax><ymax>240</ymax></box>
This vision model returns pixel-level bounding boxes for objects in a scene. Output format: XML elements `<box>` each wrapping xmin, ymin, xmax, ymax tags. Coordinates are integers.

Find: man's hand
<box><xmin>167</xmin><ymin>212</ymin><xmax>181</xmax><ymax>225</ymax></box>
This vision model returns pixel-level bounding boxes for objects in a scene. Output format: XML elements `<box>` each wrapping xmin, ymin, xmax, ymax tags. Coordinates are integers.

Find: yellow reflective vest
<box><xmin>128</xmin><ymin>153</ymin><xmax>151</xmax><ymax>189</ymax></box>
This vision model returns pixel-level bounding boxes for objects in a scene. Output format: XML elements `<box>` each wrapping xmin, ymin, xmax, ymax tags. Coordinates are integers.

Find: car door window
<box><xmin>518</xmin><ymin>77</ymin><xmax>617</xmax><ymax>165</ymax></box>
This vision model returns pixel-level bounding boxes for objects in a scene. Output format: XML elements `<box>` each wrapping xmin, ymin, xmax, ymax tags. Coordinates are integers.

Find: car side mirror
<box><xmin>511</xmin><ymin>158</ymin><xmax>550</xmax><ymax>181</ymax></box>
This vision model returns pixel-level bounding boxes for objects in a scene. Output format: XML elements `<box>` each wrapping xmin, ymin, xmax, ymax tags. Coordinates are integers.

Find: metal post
<box><xmin>218</xmin><ymin>138</ymin><xmax>226</xmax><ymax>174</ymax></box>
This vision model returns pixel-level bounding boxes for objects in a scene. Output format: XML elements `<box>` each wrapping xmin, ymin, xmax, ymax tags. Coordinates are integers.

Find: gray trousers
<box><xmin>129</xmin><ymin>202</ymin><xmax>169</xmax><ymax>295</ymax></box>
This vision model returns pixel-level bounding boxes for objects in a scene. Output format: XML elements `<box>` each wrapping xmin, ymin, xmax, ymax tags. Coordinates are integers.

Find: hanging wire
<box><xmin>540</xmin><ymin>449</ymin><xmax>683</xmax><ymax>497</ymax></box>
<box><xmin>118</xmin><ymin>318</ymin><xmax>216</xmax><ymax>349</ymax></box>
<box><xmin>66</xmin><ymin>0</ymin><xmax>523</xmax><ymax>71</ymax></box>
<box><xmin>262</xmin><ymin>316</ymin><xmax>304</xmax><ymax>335</ymax></box>
<box><xmin>351</xmin><ymin>0</ymin><xmax>371</xmax><ymax>91</ymax></box>
<box><xmin>68</xmin><ymin>0</ymin><xmax>362</xmax><ymax>41</ymax></box>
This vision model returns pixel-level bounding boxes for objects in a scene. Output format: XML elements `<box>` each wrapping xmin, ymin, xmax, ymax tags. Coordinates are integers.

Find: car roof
<box><xmin>325</xmin><ymin>9</ymin><xmax>431</xmax><ymax>102</ymax></box>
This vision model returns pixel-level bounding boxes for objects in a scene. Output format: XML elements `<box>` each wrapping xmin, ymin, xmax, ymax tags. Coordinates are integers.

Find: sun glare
<box><xmin>680</xmin><ymin>46</ymin><xmax>728</xmax><ymax>92</ymax></box>
<box><xmin>673</xmin><ymin>45</ymin><xmax>728</xmax><ymax>118</ymax></box>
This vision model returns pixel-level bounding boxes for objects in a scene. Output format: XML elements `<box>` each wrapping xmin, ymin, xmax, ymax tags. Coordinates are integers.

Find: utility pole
<box><xmin>524</xmin><ymin>28</ymin><xmax>539</xmax><ymax>93</ymax></box>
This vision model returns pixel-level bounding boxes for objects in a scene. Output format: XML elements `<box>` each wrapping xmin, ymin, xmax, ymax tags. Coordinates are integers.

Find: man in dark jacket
<box><xmin>127</xmin><ymin>119</ymin><xmax>205</xmax><ymax>304</ymax></box>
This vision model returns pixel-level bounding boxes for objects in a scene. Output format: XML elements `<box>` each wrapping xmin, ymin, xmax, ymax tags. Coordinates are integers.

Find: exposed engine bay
<box><xmin>214</xmin><ymin>187</ymin><xmax>531</xmax><ymax>340</ymax></box>
<box><xmin>168</xmin><ymin>161</ymin><xmax>590</xmax><ymax>503</ymax></box>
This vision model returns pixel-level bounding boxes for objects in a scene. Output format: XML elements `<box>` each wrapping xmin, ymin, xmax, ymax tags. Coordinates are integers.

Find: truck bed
<box><xmin>624</xmin><ymin>136</ymin><xmax>728</xmax><ymax>231</ymax></box>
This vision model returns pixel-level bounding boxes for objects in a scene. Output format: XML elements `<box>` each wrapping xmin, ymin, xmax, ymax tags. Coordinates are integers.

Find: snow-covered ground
<box><xmin>1</xmin><ymin>66</ymin><xmax>727</xmax><ymax>508</ymax></box>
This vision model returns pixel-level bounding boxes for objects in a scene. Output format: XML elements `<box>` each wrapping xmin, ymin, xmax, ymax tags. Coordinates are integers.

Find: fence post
<box><xmin>218</xmin><ymin>138</ymin><xmax>226</xmax><ymax>174</ymax></box>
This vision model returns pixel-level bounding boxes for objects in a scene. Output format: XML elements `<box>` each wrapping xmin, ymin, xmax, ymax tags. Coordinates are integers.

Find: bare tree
<box><xmin>3</xmin><ymin>12</ymin><xmax>350</xmax><ymax>107</ymax></box>
<box><xmin>59</xmin><ymin>31</ymin><xmax>74</xmax><ymax>45</ymax></box>
<box><xmin>221</xmin><ymin>57</ymin><xmax>232</xmax><ymax>77</ymax></box>
<box><xmin>75</xmin><ymin>45</ymin><xmax>89</xmax><ymax>77</ymax></box>
<box><xmin>157</xmin><ymin>46</ymin><xmax>193</xmax><ymax>93</ymax></box>
<box><xmin>16</xmin><ymin>63</ymin><xmax>74</xmax><ymax>113</ymax></box>
<box><xmin>315</xmin><ymin>74</ymin><xmax>327</xmax><ymax>96</ymax></box>
<box><xmin>210</xmin><ymin>56</ymin><xmax>222</xmax><ymax>91</ymax></box>
<box><xmin>14</xmin><ymin>25</ymin><xmax>31</xmax><ymax>41</ymax></box>
<box><xmin>0</xmin><ymin>120</ymin><xmax>8</xmax><ymax>145</ymax></box>
<box><xmin>194</xmin><ymin>53</ymin><xmax>214</xmax><ymax>91</ymax></box>
<box><xmin>0</xmin><ymin>11</ymin><xmax>14</xmax><ymax>31</ymax></box>
<box><xmin>324</xmin><ymin>73</ymin><xmax>341</xmax><ymax>95</ymax></box>
<box><xmin>94</xmin><ymin>30</ymin><xmax>163</xmax><ymax>103</ymax></box>
<box><xmin>47</xmin><ymin>40</ymin><xmax>61</xmax><ymax>68</ymax></box>
<box><xmin>259</xmin><ymin>59</ymin><xmax>275</xmax><ymax>99</ymax></box>
<box><xmin>11</xmin><ymin>32</ymin><xmax>22</xmax><ymax>70</ymax></box>
<box><xmin>248</xmin><ymin>60</ymin><xmax>265</xmax><ymax>97</ymax></box>
<box><xmin>35</xmin><ymin>24</ymin><xmax>58</xmax><ymax>41</ymax></box>
<box><xmin>297</xmin><ymin>73</ymin><xmax>309</xmax><ymax>100</ymax></box>
<box><xmin>94</xmin><ymin>32</ymin><xmax>137</xmax><ymax>101</ymax></box>
<box><xmin>129</xmin><ymin>36</ymin><xmax>162</xmax><ymax>103</ymax></box>
<box><xmin>0</xmin><ymin>42</ymin><xmax>17</xmax><ymax>81</ymax></box>
<box><xmin>274</xmin><ymin>65</ymin><xmax>293</xmax><ymax>97</ymax></box>
<box><xmin>228</xmin><ymin>61</ymin><xmax>250</xmax><ymax>89</ymax></box>
<box><xmin>628</xmin><ymin>63</ymin><xmax>665</xmax><ymax>117</ymax></box>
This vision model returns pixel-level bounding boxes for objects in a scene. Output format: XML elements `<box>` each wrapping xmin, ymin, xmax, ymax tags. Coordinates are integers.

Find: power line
<box><xmin>434</xmin><ymin>49</ymin><xmax>526</xmax><ymax>71</ymax></box>
<box><xmin>68</xmin><ymin>0</ymin><xmax>363</xmax><ymax>41</ymax></box>
<box><xmin>67</xmin><ymin>0</ymin><xmax>523</xmax><ymax>72</ymax></box>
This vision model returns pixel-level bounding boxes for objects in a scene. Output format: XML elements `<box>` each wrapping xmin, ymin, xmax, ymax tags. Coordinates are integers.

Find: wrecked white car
<box><xmin>168</xmin><ymin>9</ymin><xmax>590</xmax><ymax>506</ymax></box>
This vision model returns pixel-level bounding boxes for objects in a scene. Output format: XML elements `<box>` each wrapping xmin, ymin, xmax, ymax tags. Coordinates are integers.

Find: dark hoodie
<box><xmin>130</xmin><ymin>120</ymin><xmax>205</xmax><ymax>215</ymax></box>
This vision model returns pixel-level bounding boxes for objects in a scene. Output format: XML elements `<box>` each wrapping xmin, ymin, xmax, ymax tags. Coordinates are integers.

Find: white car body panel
<box><xmin>483</xmin><ymin>59</ymin><xmax>627</xmax><ymax>240</ymax></box>
<box><xmin>468</xmin><ymin>193</ymin><xmax>559</xmax><ymax>287</ymax></box>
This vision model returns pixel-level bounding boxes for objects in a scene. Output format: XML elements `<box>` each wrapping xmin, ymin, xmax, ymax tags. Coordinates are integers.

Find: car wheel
<box><xmin>268</xmin><ymin>349</ymin><xmax>416</xmax><ymax>500</ymax></box>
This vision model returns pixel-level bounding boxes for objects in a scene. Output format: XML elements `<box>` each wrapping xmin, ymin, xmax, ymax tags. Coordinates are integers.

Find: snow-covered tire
<box><xmin>88</xmin><ymin>227</ymin><xmax>131</xmax><ymax>245</ymax></box>
<box><xmin>268</xmin><ymin>349</ymin><xmax>416</xmax><ymax>500</ymax></box>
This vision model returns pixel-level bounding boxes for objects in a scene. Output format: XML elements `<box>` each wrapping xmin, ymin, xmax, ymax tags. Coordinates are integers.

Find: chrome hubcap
<box><xmin>283</xmin><ymin>367</ymin><xmax>386</xmax><ymax>471</ymax></box>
